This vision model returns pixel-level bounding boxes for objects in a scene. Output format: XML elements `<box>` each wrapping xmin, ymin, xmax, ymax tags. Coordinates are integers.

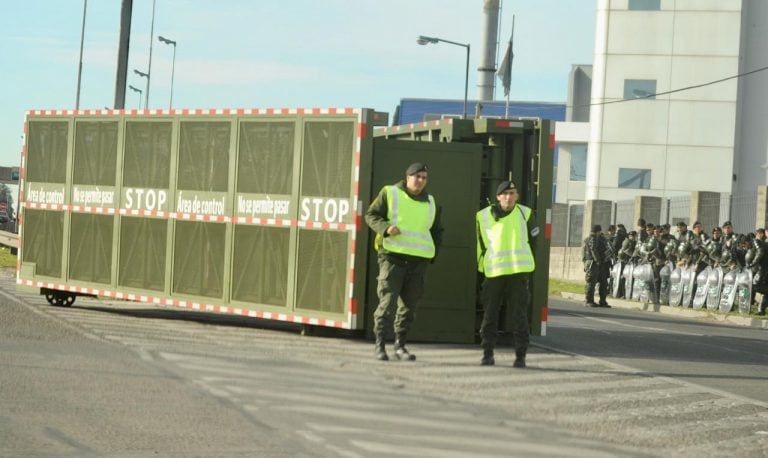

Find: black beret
<box><xmin>676</xmin><ymin>221</ymin><xmax>687</xmax><ymax>227</ymax></box>
<box><xmin>592</xmin><ymin>224</ymin><xmax>602</xmax><ymax>233</ymax></box>
<box><xmin>405</xmin><ymin>162</ymin><xmax>428</xmax><ymax>176</ymax></box>
<box><xmin>722</xmin><ymin>221</ymin><xmax>732</xmax><ymax>227</ymax></box>
<box><xmin>496</xmin><ymin>180</ymin><xmax>516</xmax><ymax>195</ymax></box>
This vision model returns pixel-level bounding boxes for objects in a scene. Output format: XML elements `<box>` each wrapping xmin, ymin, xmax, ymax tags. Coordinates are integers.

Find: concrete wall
<box><xmin>549</xmin><ymin>247</ymin><xmax>585</xmax><ymax>282</ymax></box>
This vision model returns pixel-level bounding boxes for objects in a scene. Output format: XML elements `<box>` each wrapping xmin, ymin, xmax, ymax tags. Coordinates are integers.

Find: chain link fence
<box><xmin>551</xmin><ymin>192</ymin><xmax>762</xmax><ymax>248</ymax></box>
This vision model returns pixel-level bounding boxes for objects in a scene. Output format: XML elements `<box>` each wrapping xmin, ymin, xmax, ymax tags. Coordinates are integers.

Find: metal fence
<box><xmin>551</xmin><ymin>191</ymin><xmax>762</xmax><ymax>247</ymax></box>
<box><xmin>730</xmin><ymin>191</ymin><xmax>758</xmax><ymax>234</ymax></box>
<box><xmin>614</xmin><ymin>199</ymin><xmax>634</xmax><ymax>230</ymax></box>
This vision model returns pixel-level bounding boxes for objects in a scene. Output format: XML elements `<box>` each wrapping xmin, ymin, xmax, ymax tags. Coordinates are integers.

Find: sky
<box><xmin>0</xmin><ymin>0</ymin><xmax>596</xmax><ymax>167</ymax></box>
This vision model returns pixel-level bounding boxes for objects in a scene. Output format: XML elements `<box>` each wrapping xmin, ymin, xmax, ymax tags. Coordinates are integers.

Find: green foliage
<box><xmin>548</xmin><ymin>278</ymin><xmax>583</xmax><ymax>296</ymax></box>
<box><xmin>0</xmin><ymin>246</ymin><xmax>16</xmax><ymax>268</ymax></box>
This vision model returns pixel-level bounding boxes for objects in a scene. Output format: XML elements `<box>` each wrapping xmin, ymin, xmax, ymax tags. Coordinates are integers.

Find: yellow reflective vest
<box><xmin>476</xmin><ymin>204</ymin><xmax>535</xmax><ymax>277</ymax></box>
<box><xmin>381</xmin><ymin>185</ymin><xmax>436</xmax><ymax>259</ymax></box>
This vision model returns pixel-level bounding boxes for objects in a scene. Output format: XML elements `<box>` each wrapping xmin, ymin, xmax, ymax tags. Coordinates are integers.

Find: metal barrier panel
<box><xmin>26</xmin><ymin>121</ymin><xmax>68</xmax><ymax>184</ymax></box>
<box><xmin>118</xmin><ymin>217</ymin><xmax>167</xmax><ymax>291</ymax></box>
<box><xmin>69</xmin><ymin>213</ymin><xmax>113</xmax><ymax>283</ymax></box>
<box><xmin>231</xmin><ymin>225</ymin><xmax>289</xmax><ymax>306</ymax></box>
<box><xmin>20</xmin><ymin>109</ymin><xmax>373</xmax><ymax>331</ymax></box>
<box><xmin>172</xmin><ymin>220</ymin><xmax>226</xmax><ymax>298</ymax></box>
<box><xmin>73</xmin><ymin>121</ymin><xmax>118</xmax><ymax>186</ymax></box>
<box><xmin>21</xmin><ymin>209</ymin><xmax>64</xmax><ymax>277</ymax></box>
<box><xmin>296</xmin><ymin>230</ymin><xmax>348</xmax><ymax>314</ymax></box>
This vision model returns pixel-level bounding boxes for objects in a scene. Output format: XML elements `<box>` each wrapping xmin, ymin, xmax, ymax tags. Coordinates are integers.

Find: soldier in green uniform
<box><xmin>582</xmin><ymin>225</ymin><xmax>611</xmax><ymax>307</ymax></box>
<box><xmin>747</xmin><ymin>228</ymin><xmax>767</xmax><ymax>312</ymax></box>
<box><xmin>636</xmin><ymin>218</ymin><xmax>648</xmax><ymax>244</ymax></box>
<box><xmin>476</xmin><ymin>180</ymin><xmax>538</xmax><ymax>367</ymax></box>
<box><xmin>365</xmin><ymin>162</ymin><xmax>443</xmax><ymax>362</ymax></box>
<box><xmin>706</xmin><ymin>227</ymin><xmax>724</xmax><ymax>267</ymax></box>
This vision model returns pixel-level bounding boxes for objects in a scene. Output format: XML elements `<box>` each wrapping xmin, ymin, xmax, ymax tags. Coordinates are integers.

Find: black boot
<box><xmin>513</xmin><ymin>350</ymin><xmax>526</xmax><ymax>368</ymax></box>
<box><xmin>374</xmin><ymin>338</ymin><xmax>388</xmax><ymax>361</ymax></box>
<box><xmin>394</xmin><ymin>337</ymin><xmax>416</xmax><ymax>361</ymax></box>
<box><xmin>481</xmin><ymin>349</ymin><xmax>495</xmax><ymax>366</ymax></box>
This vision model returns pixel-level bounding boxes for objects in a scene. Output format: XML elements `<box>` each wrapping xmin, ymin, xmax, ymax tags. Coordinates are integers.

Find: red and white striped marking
<box><xmin>26</xmin><ymin>107</ymin><xmax>363</xmax><ymax>117</ymax></box>
<box><xmin>17</xmin><ymin>278</ymin><xmax>349</xmax><ymax>329</ymax></box>
<box><xmin>19</xmin><ymin>107</ymin><xmax>371</xmax><ymax>330</ymax></box>
<box><xmin>540</xmin><ymin>306</ymin><xmax>548</xmax><ymax>336</ymax></box>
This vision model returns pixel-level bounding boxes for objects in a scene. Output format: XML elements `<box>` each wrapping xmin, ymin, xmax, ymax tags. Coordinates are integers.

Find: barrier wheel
<box><xmin>45</xmin><ymin>292</ymin><xmax>76</xmax><ymax>307</ymax></box>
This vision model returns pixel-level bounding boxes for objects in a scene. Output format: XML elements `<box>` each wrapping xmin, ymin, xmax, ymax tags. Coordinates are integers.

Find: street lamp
<box><xmin>128</xmin><ymin>85</ymin><xmax>143</xmax><ymax>109</ymax></box>
<box><xmin>158</xmin><ymin>35</ymin><xmax>177</xmax><ymax>109</ymax></box>
<box><xmin>75</xmin><ymin>0</ymin><xmax>87</xmax><ymax>109</ymax></box>
<box><xmin>417</xmin><ymin>35</ymin><xmax>470</xmax><ymax>119</ymax></box>
<box><xmin>133</xmin><ymin>69</ymin><xmax>149</xmax><ymax>109</ymax></box>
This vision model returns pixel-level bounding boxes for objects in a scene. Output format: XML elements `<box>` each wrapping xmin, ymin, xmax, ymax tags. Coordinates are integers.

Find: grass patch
<box><xmin>549</xmin><ymin>278</ymin><xmax>583</xmax><ymax>296</ymax></box>
<box><xmin>0</xmin><ymin>246</ymin><xmax>15</xmax><ymax>268</ymax></box>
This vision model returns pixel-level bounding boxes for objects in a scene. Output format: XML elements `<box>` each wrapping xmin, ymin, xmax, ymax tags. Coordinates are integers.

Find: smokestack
<box><xmin>477</xmin><ymin>0</ymin><xmax>500</xmax><ymax>102</ymax></box>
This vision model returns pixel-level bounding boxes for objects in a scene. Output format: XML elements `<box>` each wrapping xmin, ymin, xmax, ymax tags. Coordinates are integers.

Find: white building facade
<box><xmin>557</xmin><ymin>0</ymin><xmax>768</xmax><ymax>207</ymax></box>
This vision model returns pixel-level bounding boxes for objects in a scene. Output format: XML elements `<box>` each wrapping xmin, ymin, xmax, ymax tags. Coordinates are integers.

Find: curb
<box><xmin>557</xmin><ymin>292</ymin><xmax>768</xmax><ymax>330</ymax></box>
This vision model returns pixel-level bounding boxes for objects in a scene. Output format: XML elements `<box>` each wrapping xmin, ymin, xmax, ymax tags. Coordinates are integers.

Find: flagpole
<box><xmin>505</xmin><ymin>15</ymin><xmax>515</xmax><ymax>118</ymax></box>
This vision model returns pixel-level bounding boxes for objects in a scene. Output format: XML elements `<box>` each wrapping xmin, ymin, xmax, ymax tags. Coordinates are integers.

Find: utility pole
<box><xmin>113</xmin><ymin>0</ymin><xmax>133</xmax><ymax>109</ymax></box>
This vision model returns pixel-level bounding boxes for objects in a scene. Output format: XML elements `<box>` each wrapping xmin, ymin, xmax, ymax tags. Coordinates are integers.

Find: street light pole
<box><xmin>158</xmin><ymin>35</ymin><xmax>177</xmax><ymax>109</ymax></box>
<box><xmin>145</xmin><ymin>0</ymin><xmax>156</xmax><ymax>108</ymax></box>
<box><xmin>133</xmin><ymin>69</ymin><xmax>149</xmax><ymax>108</ymax></box>
<box><xmin>75</xmin><ymin>0</ymin><xmax>88</xmax><ymax>109</ymax></box>
<box><xmin>128</xmin><ymin>85</ymin><xmax>143</xmax><ymax>109</ymax></box>
<box><xmin>417</xmin><ymin>35</ymin><xmax>471</xmax><ymax>119</ymax></box>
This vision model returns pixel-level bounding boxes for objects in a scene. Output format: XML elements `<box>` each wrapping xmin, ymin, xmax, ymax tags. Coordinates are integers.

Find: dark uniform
<box><xmin>582</xmin><ymin>225</ymin><xmax>611</xmax><ymax>307</ymax></box>
<box><xmin>752</xmin><ymin>229</ymin><xmax>768</xmax><ymax>315</ymax></box>
<box><xmin>476</xmin><ymin>180</ymin><xmax>538</xmax><ymax>367</ymax></box>
<box><xmin>706</xmin><ymin>227</ymin><xmax>724</xmax><ymax>267</ymax></box>
<box><xmin>365</xmin><ymin>162</ymin><xmax>443</xmax><ymax>361</ymax></box>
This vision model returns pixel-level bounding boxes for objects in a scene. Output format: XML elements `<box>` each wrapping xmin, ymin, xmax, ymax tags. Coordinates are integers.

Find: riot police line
<box><xmin>599</xmin><ymin>221</ymin><xmax>768</xmax><ymax>316</ymax></box>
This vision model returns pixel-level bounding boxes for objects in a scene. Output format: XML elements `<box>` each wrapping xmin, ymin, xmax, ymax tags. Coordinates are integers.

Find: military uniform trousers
<box><xmin>373</xmin><ymin>254</ymin><xmax>428</xmax><ymax>339</ymax></box>
<box><xmin>585</xmin><ymin>261</ymin><xmax>610</xmax><ymax>304</ymax></box>
<box><xmin>479</xmin><ymin>273</ymin><xmax>529</xmax><ymax>353</ymax></box>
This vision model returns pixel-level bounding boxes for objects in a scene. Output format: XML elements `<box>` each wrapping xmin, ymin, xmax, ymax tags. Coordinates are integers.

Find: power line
<box><xmin>582</xmin><ymin>64</ymin><xmax>768</xmax><ymax>108</ymax></box>
<box><xmin>464</xmin><ymin>64</ymin><xmax>768</xmax><ymax>115</ymax></box>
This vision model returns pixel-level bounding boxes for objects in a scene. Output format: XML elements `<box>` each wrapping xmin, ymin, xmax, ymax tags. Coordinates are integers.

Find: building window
<box><xmin>624</xmin><ymin>79</ymin><xmax>657</xmax><ymax>99</ymax></box>
<box><xmin>569</xmin><ymin>144</ymin><xmax>587</xmax><ymax>181</ymax></box>
<box><xmin>628</xmin><ymin>0</ymin><xmax>660</xmax><ymax>11</ymax></box>
<box><xmin>618</xmin><ymin>168</ymin><xmax>651</xmax><ymax>189</ymax></box>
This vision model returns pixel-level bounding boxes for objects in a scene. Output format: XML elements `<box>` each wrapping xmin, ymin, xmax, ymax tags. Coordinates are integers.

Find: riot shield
<box><xmin>735</xmin><ymin>269</ymin><xmax>753</xmax><ymax>315</ymax></box>
<box><xmin>659</xmin><ymin>263</ymin><xmax>672</xmax><ymax>305</ymax></box>
<box><xmin>631</xmin><ymin>264</ymin><xmax>646</xmax><ymax>301</ymax></box>
<box><xmin>610</xmin><ymin>263</ymin><xmax>623</xmax><ymax>297</ymax></box>
<box><xmin>623</xmin><ymin>263</ymin><xmax>635</xmax><ymax>300</ymax></box>
<box><xmin>719</xmin><ymin>269</ymin><xmax>738</xmax><ymax>313</ymax></box>
<box><xmin>681</xmin><ymin>266</ymin><xmax>697</xmax><ymax>307</ymax></box>
<box><xmin>692</xmin><ymin>266</ymin><xmax>711</xmax><ymax>309</ymax></box>
<box><xmin>706</xmin><ymin>267</ymin><xmax>723</xmax><ymax>311</ymax></box>
<box><xmin>668</xmin><ymin>267</ymin><xmax>683</xmax><ymax>306</ymax></box>
<box><xmin>634</xmin><ymin>264</ymin><xmax>654</xmax><ymax>305</ymax></box>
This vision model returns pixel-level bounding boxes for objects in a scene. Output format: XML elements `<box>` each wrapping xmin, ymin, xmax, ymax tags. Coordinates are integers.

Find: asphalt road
<box><xmin>0</xmin><ymin>287</ymin><xmax>315</xmax><ymax>456</ymax></box>
<box><xmin>1</xmin><ymin>273</ymin><xmax>767</xmax><ymax>456</ymax></box>
<box><xmin>0</xmin><ymin>282</ymin><xmax>644</xmax><ymax>457</ymax></box>
<box><xmin>541</xmin><ymin>297</ymin><xmax>768</xmax><ymax>404</ymax></box>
